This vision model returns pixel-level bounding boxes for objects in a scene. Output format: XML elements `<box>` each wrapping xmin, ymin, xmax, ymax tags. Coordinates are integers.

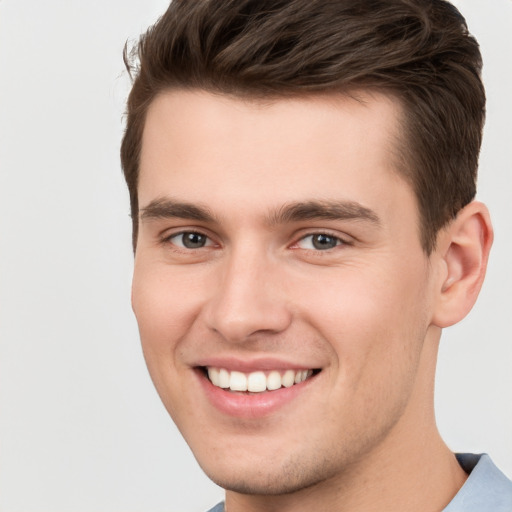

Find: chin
<box><xmin>197</xmin><ymin>449</ymin><xmax>340</xmax><ymax>496</ymax></box>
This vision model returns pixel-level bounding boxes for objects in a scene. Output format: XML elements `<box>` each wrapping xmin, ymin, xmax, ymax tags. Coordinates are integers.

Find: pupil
<box><xmin>183</xmin><ymin>232</ymin><xmax>206</xmax><ymax>248</ymax></box>
<box><xmin>312</xmin><ymin>234</ymin><xmax>337</xmax><ymax>250</ymax></box>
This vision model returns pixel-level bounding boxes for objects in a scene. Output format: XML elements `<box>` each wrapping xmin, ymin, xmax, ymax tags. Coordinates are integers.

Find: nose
<box><xmin>203</xmin><ymin>248</ymin><xmax>292</xmax><ymax>343</ymax></box>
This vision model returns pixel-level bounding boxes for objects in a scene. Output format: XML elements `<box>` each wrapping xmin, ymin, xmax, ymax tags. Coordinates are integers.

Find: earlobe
<box><xmin>432</xmin><ymin>201</ymin><xmax>493</xmax><ymax>328</ymax></box>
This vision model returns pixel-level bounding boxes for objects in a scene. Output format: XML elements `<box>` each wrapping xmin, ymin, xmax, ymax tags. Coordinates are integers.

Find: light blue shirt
<box><xmin>206</xmin><ymin>454</ymin><xmax>512</xmax><ymax>512</ymax></box>
<box><xmin>444</xmin><ymin>453</ymin><xmax>512</xmax><ymax>511</ymax></box>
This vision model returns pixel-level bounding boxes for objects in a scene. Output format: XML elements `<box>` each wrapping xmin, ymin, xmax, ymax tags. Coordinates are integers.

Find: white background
<box><xmin>0</xmin><ymin>1</ymin><xmax>510</xmax><ymax>511</ymax></box>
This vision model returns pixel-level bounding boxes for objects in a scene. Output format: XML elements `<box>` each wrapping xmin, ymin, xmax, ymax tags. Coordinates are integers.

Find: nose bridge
<box><xmin>204</xmin><ymin>242</ymin><xmax>291</xmax><ymax>342</ymax></box>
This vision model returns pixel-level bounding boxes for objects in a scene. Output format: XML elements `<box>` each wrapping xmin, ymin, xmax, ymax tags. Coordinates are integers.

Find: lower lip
<box><xmin>196</xmin><ymin>370</ymin><xmax>316</xmax><ymax>419</ymax></box>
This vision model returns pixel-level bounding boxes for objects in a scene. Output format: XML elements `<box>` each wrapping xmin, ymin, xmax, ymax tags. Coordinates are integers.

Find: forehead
<box><xmin>138</xmin><ymin>89</ymin><xmax>413</xmax><ymax>224</ymax></box>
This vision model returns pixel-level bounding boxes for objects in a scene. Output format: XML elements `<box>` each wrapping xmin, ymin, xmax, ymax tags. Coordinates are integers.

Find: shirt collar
<box><xmin>443</xmin><ymin>453</ymin><xmax>512</xmax><ymax>512</ymax></box>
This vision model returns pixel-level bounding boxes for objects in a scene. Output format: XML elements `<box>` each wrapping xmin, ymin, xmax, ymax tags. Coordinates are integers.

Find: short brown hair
<box><xmin>121</xmin><ymin>0</ymin><xmax>485</xmax><ymax>253</ymax></box>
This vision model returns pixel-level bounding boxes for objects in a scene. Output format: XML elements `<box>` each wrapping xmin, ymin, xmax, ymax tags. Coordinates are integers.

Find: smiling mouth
<box><xmin>203</xmin><ymin>367</ymin><xmax>320</xmax><ymax>393</ymax></box>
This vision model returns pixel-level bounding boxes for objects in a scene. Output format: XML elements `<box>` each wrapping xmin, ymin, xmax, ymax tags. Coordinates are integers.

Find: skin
<box><xmin>132</xmin><ymin>90</ymin><xmax>492</xmax><ymax>512</ymax></box>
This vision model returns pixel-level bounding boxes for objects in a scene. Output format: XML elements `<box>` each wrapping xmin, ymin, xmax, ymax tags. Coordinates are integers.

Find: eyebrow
<box><xmin>267</xmin><ymin>200</ymin><xmax>381</xmax><ymax>226</ymax></box>
<box><xmin>139</xmin><ymin>197</ymin><xmax>380</xmax><ymax>227</ymax></box>
<box><xmin>139</xmin><ymin>198</ymin><xmax>216</xmax><ymax>223</ymax></box>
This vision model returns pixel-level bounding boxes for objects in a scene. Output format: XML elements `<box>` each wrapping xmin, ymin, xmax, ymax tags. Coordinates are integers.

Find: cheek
<box><xmin>130</xmin><ymin>262</ymin><xmax>210</xmax><ymax>409</ymax></box>
<box><xmin>297</xmin><ymin>268</ymin><xmax>431</xmax><ymax>444</ymax></box>
<box><xmin>131</xmin><ymin>264</ymin><xmax>204</xmax><ymax>417</ymax></box>
<box><xmin>291</xmin><ymin>260</ymin><xmax>431</xmax><ymax>382</ymax></box>
<box><xmin>132</xmin><ymin>262</ymin><xmax>206</xmax><ymax>348</ymax></box>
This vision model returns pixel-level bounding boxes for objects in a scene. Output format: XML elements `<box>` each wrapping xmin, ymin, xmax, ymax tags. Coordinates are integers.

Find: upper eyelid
<box><xmin>301</xmin><ymin>233</ymin><xmax>342</xmax><ymax>241</ymax></box>
<box><xmin>164</xmin><ymin>228</ymin><xmax>206</xmax><ymax>238</ymax></box>
<box><xmin>161</xmin><ymin>226</ymin><xmax>214</xmax><ymax>240</ymax></box>
<box><xmin>292</xmin><ymin>229</ymin><xmax>352</xmax><ymax>245</ymax></box>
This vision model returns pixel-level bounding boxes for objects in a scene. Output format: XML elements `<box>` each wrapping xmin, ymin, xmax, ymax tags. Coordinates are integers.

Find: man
<box><xmin>120</xmin><ymin>1</ymin><xmax>512</xmax><ymax>511</ymax></box>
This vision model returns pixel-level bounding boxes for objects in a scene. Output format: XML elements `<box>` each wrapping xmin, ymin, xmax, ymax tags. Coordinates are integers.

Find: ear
<box><xmin>431</xmin><ymin>201</ymin><xmax>493</xmax><ymax>328</ymax></box>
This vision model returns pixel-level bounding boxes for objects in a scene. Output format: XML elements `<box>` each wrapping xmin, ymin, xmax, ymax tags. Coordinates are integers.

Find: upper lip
<box><xmin>193</xmin><ymin>356</ymin><xmax>319</xmax><ymax>373</ymax></box>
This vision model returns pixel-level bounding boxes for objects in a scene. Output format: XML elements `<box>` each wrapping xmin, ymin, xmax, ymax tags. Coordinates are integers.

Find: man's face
<box><xmin>132</xmin><ymin>90</ymin><xmax>442</xmax><ymax>495</ymax></box>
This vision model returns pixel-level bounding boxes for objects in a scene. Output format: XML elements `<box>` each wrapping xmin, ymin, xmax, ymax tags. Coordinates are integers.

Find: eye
<box><xmin>296</xmin><ymin>233</ymin><xmax>343</xmax><ymax>250</ymax></box>
<box><xmin>167</xmin><ymin>231</ymin><xmax>213</xmax><ymax>249</ymax></box>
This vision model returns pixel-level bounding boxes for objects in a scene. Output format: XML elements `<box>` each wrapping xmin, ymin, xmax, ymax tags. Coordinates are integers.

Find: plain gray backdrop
<box><xmin>0</xmin><ymin>1</ymin><xmax>511</xmax><ymax>511</ymax></box>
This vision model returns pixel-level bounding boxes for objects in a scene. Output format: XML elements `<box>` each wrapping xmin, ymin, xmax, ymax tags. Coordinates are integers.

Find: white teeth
<box><xmin>207</xmin><ymin>367</ymin><xmax>314</xmax><ymax>393</ymax></box>
<box><xmin>282</xmin><ymin>369</ymin><xmax>295</xmax><ymax>388</ymax></box>
<box><xmin>208</xmin><ymin>367</ymin><xmax>220</xmax><ymax>386</ymax></box>
<box><xmin>229</xmin><ymin>371</ymin><xmax>248</xmax><ymax>391</ymax></box>
<box><xmin>247</xmin><ymin>371</ymin><xmax>267</xmax><ymax>392</ymax></box>
<box><xmin>218</xmin><ymin>368</ymin><xmax>230</xmax><ymax>388</ymax></box>
<box><xmin>266</xmin><ymin>370</ymin><xmax>282</xmax><ymax>391</ymax></box>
